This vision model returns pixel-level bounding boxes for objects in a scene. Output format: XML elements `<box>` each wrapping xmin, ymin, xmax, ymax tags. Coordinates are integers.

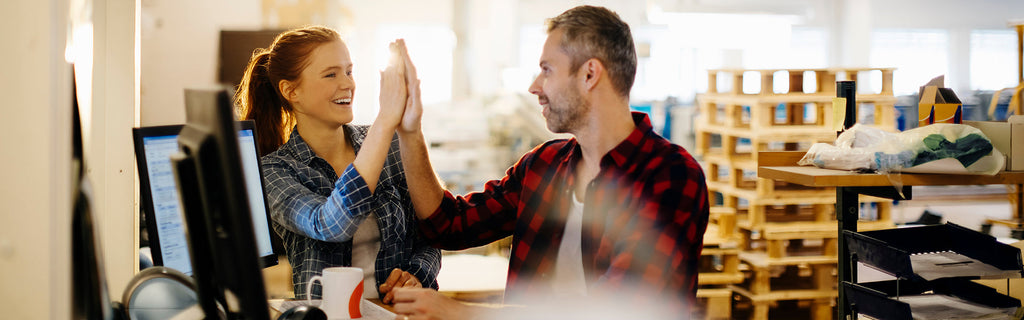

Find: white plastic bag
<box><xmin>799</xmin><ymin>124</ymin><xmax>1003</xmax><ymax>175</ymax></box>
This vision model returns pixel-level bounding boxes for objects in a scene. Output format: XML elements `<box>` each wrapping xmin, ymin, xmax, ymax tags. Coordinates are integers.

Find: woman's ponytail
<box><xmin>237</xmin><ymin>49</ymin><xmax>291</xmax><ymax>157</ymax></box>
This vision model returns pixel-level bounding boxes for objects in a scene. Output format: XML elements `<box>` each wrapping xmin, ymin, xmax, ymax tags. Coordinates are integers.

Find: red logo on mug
<box><xmin>349</xmin><ymin>281</ymin><xmax>363</xmax><ymax>318</ymax></box>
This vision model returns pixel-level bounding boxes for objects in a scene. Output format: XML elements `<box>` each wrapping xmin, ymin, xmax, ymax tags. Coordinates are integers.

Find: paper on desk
<box><xmin>269</xmin><ymin>299</ymin><xmax>395</xmax><ymax>320</ymax></box>
<box><xmin>910</xmin><ymin>251</ymin><xmax>1021</xmax><ymax>281</ymax></box>
<box><xmin>900</xmin><ymin>294</ymin><xmax>1017</xmax><ymax>320</ymax></box>
<box><xmin>359</xmin><ymin>300</ymin><xmax>396</xmax><ymax>320</ymax></box>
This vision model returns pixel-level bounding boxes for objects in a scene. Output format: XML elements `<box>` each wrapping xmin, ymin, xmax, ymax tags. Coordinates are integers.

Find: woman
<box><xmin>235</xmin><ymin>26</ymin><xmax>439</xmax><ymax>303</ymax></box>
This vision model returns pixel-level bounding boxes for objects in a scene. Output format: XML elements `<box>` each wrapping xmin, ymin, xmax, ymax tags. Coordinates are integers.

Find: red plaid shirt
<box><xmin>418</xmin><ymin>112</ymin><xmax>709</xmax><ymax>308</ymax></box>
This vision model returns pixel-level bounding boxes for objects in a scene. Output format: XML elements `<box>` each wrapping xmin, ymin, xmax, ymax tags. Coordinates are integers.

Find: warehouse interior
<box><xmin>3</xmin><ymin>0</ymin><xmax>1024</xmax><ymax>319</ymax></box>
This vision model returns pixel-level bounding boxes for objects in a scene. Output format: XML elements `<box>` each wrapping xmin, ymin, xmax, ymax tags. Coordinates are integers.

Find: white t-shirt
<box><xmin>351</xmin><ymin>212</ymin><xmax>381</xmax><ymax>299</ymax></box>
<box><xmin>553</xmin><ymin>193</ymin><xmax>588</xmax><ymax>297</ymax></box>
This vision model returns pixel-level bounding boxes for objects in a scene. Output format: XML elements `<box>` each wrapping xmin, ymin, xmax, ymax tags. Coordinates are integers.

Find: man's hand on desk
<box><xmin>391</xmin><ymin>288</ymin><xmax>486</xmax><ymax>320</ymax></box>
<box><xmin>380</xmin><ymin>268</ymin><xmax>422</xmax><ymax>304</ymax></box>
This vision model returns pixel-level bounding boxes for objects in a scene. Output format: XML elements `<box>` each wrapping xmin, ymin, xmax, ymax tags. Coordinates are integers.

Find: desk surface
<box><xmin>759</xmin><ymin>165</ymin><xmax>1024</xmax><ymax>187</ymax></box>
<box><xmin>756</xmin><ymin>151</ymin><xmax>1024</xmax><ymax>187</ymax></box>
<box><xmin>269</xmin><ymin>299</ymin><xmax>396</xmax><ymax>319</ymax></box>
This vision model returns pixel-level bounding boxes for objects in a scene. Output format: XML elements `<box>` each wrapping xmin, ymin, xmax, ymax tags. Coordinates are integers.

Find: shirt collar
<box><xmin>600</xmin><ymin>111</ymin><xmax>655</xmax><ymax>169</ymax></box>
<box><xmin>281</xmin><ymin>124</ymin><xmax>362</xmax><ymax>165</ymax></box>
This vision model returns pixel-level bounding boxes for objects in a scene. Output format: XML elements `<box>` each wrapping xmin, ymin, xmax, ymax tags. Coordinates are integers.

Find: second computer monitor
<box><xmin>132</xmin><ymin>120</ymin><xmax>277</xmax><ymax>275</ymax></box>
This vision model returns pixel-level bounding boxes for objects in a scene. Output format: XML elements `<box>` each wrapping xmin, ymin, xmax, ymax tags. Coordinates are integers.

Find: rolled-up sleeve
<box><xmin>263</xmin><ymin>160</ymin><xmax>375</xmax><ymax>242</ymax></box>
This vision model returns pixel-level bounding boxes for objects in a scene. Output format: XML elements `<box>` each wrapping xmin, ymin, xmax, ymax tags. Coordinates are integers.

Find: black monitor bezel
<box><xmin>172</xmin><ymin>88</ymin><xmax>271</xmax><ymax>319</ymax></box>
<box><xmin>133</xmin><ymin>120</ymin><xmax>279</xmax><ymax>271</ymax></box>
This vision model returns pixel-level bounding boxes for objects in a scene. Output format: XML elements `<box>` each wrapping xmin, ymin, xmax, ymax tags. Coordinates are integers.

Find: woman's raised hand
<box><xmin>377</xmin><ymin>41</ymin><xmax>408</xmax><ymax>129</ymax></box>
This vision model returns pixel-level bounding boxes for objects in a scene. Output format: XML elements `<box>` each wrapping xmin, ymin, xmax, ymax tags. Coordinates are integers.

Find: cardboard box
<box><xmin>918</xmin><ymin>86</ymin><xmax>963</xmax><ymax>127</ymax></box>
<box><xmin>918</xmin><ymin>75</ymin><xmax>963</xmax><ymax>127</ymax></box>
<box><xmin>964</xmin><ymin>115</ymin><xmax>1024</xmax><ymax>171</ymax></box>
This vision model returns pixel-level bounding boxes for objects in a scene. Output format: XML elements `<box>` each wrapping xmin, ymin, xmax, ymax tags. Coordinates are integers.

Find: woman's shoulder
<box><xmin>260</xmin><ymin>148</ymin><xmax>288</xmax><ymax>167</ymax></box>
<box><xmin>260</xmin><ymin>142</ymin><xmax>304</xmax><ymax>167</ymax></box>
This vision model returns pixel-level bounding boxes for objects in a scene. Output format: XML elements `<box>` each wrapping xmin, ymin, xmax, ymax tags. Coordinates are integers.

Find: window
<box><xmin>870</xmin><ymin>29</ymin><xmax>949</xmax><ymax>95</ymax></box>
<box><xmin>970</xmin><ymin>30</ymin><xmax>1018</xmax><ymax>91</ymax></box>
<box><xmin>350</xmin><ymin>25</ymin><xmax>454</xmax><ymax>123</ymax></box>
<box><xmin>375</xmin><ymin>25</ymin><xmax>454</xmax><ymax>105</ymax></box>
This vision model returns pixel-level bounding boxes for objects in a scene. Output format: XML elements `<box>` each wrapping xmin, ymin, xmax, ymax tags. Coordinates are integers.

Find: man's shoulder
<box><xmin>644</xmin><ymin>136</ymin><xmax>703</xmax><ymax>172</ymax></box>
<box><xmin>537</xmin><ymin>137</ymin><xmax>574</xmax><ymax>151</ymax></box>
<box><xmin>524</xmin><ymin>138</ymin><xmax>575</xmax><ymax>160</ymax></box>
<box><xmin>501</xmin><ymin>138</ymin><xmax>574</xmax><ymax>175</ymax></box>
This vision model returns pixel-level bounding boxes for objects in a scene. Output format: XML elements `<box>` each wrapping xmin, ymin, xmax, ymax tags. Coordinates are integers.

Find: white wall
<box><xmin>0</xmin><ymin>0</ymin><xmax>72</xmax><ymax>319</ymax></box>
<box><xmin>88</xmin><ymin>0</ymin><xmax>139</xmax><ymax>298</ymax></box>
<box><xmin>140</xmin><ymin>0</ymin><xmax>262</xmax><ymax>126</ymax></box>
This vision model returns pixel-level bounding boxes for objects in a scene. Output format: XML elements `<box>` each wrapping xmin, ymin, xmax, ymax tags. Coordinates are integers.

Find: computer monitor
<box><xmin>170</xmin><ymin>87</ymin><xmax>273</xmax><ymax>319</ymax></box>
<box><xmin>133</xmin><ymin>121</ymin><xmax>278</xmax><ymax>276</ymax></box>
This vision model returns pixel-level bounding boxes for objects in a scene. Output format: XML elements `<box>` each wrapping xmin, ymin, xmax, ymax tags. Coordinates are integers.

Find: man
<box><xmin>390</xmin><ymin>5</ymin><xmax>709</xmax><ymax>319</ymax></box>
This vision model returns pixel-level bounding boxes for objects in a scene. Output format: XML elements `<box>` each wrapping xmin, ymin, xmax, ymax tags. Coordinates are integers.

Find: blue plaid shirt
<box><xmin>261</xmin><ymin>125</ymin><xmax>440</xmax><ymax>299</ymax></box>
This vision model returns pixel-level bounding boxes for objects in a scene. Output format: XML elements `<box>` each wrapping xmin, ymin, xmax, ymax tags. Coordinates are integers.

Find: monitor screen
<box><xmin>133</xmin><ymin>120</ymin><xmax>277</xmax><ymax>276</ymax></box>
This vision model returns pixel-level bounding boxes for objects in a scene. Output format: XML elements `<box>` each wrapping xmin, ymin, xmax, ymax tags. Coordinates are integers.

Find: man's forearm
<box><xmin>398</xmin><ymin>130</ymin><xmax>445</xmax><ymax>220</ymax></box>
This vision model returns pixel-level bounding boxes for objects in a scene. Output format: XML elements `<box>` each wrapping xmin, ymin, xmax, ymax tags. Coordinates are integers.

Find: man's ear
<box><xmin>580</xmin><ymin>58</ymin><xmax>603</xmax><ymax>92</ymax></box>
<box><xmin>279</xmin><ymin>79</ymin><xmax>296</xmax><ymax>102</ymax></box>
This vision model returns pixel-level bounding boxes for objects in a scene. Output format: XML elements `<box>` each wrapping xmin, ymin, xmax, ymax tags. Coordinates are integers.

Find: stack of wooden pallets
<box><xmin>694</xmin><ymin>68</ymin><xmax>897</xmax><ymax>320</ymax></box>
<box><xmin>693</xmin><ymin>223</ymin><xmax>743</xmax><ymax>320</ymax></box>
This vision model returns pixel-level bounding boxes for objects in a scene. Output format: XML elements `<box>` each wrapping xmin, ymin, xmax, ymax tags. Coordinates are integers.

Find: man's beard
<box><xmin>545</xmin><ymin>85</ymin><xmax>589</xmax><ymax>134</ymax></box>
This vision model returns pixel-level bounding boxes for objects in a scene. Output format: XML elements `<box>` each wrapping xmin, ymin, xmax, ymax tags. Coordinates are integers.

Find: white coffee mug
<box><xmin>307</xmin><ymin>267</ymin><xmax>364</xmax><ymax>319</ymax></box>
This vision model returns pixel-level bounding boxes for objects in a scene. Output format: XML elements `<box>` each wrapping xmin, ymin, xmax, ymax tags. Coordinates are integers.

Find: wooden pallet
<box><xmin>709</xmin><ymin>207</ymin><xmax>738</xmax><ymax>238</ymax></box>
<box><xmin>731</xmin><ymin>291</ymin><xmax>834</xmax><ymax>320</ymax></box>
<box><xmin>697</xmin><ymin>67</ymin><xmax>897</xmax><ymax>134</ymax></box>
<box><xmin>710</xmin><ymin>188</ymin><xmax>837</xmax><ymax>231</ymax></box>
<box><xmin>742</xmin><ymin>227</ymin><xmax>836</xmax><ymax>260</ymax></box>
<box><xmin>709</xmin><ymin>180</ymin><xmax>837</xmax><ymax>203</ymax></box>
<box><xmin>694</xmin><ymin>288</ymin><xmax>733</xmax><ymax>320</ymax></box>
<box><xmin>696</xmin><ymin>127</ymin><xmax>839</xmax><ymax>172</ymax></box>
<box><xmin>710</xmin><ymin>187</ymin><xmax>893</xmax><ymax>228</ymax></box>
<box><xmin>704</xmin><ymin>154</ymin><xmax>837</xmax><ymax>202</ymax></box>
<box><xmin>700</xmin><ymin>224</ymin><xmax>744</xmax><ymax>286</ymax></box>
<box><xmin>707</xmin><ymin>176</ymin><xmax>836</xmax><ymax>201</ymax></box>
<box><xmin>693</xmin><ymin>123</ymin><xmax>895</xmax><ymax>169</ymax></box>
<box><xmin>694</xmin><ymin>128</ymin><xmax>836</xmax><ymax>160</ymax></box>
<box><xmin>698</xmin><ymin>224</ymin><xmax>742</xmax><ymax>320</ymax></box>
<box><xmin>731</xmin><ymin>252</ymin><xmax>838</xmax><ymax>320</ymax></box>
<box><xmin>696</xmin><ymin>96</ymin><xmax>897</xmax><ymax>131</ymax></box>
<box><xmin>705</xmin><ymin>68</ymin><xmax>895</xmax><ymax>96</ymax></box>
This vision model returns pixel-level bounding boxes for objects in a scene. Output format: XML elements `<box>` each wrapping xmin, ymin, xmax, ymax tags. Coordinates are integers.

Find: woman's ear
<box><xmin>278</xmin><ymin>79</ymin><xmax>296</xmax><ymax>103</ymax></box>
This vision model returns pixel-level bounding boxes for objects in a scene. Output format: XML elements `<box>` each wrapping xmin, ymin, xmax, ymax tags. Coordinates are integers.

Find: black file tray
<box><xmin>844</xmin><ymin>223</ymin><xmax>1023</xmax><ymax>281</ymax></box>
<box><xmin>844</xmin><ymin>279</ymin><xmax>1021</xmax><ymax>320</ymax></box>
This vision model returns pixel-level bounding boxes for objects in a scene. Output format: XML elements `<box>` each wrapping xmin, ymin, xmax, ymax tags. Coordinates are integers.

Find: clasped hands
<box><xmin>379</xmin><ymin>270</ymin><xmax>484</xmax><ymax>319</ymax></box>
<box><xmin>378</xmin><ymin>39</ymin><xmax>423</xmax><ymax>135</ymax></box>
<box><xmin>378</xmin><ymin>268</ymin><xmax>421</xmax><ymax>304</ymax></box>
